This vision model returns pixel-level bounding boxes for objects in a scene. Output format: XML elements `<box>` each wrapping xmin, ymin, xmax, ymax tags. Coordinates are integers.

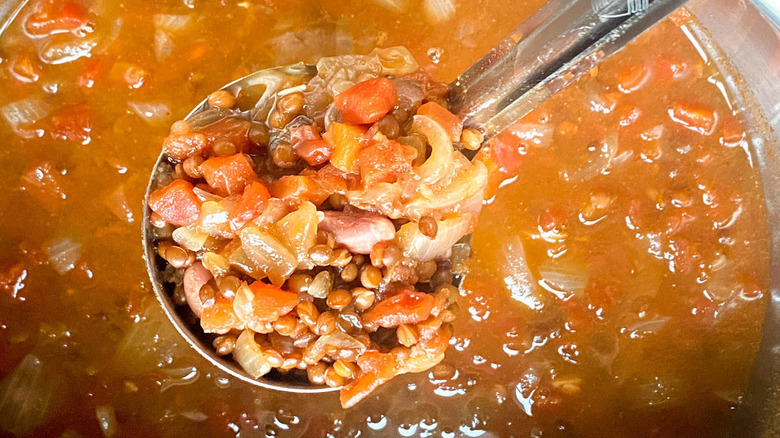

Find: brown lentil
<box><xmin>416</xmin><ymin>260</ymin><xmax>438</xmax><ymax>282</ymax></box>
<box><xmin>376</xmin><ymin>114</ymin><xmax>401</xmax><ymax>138</ymax></box>
<box><xmin>207</xmin><ymin>90</ymin><xmax>236</xmax><ymax>109</ymax></box>
<box><xmin>272</xmin><ymin>141</ymin><xmax>298</xmax><ymax>168</ymax></box>
<box><xmin>248</xmin><ymin>122</ymin><xmax>270</xmax><ymax>146</ymax></box>
<box><xmin>199</xmin><ymin>282</ymin><xmax>217</xmax><ymax>307</ymax></box>
<box><xmin>431</xmin><ymin>264</ymin><xmax>453</xmax><ymax>287</ymax></box>
<box><xmin>273</xmin><ymin>315</ymin><xmax>298</xmax><ymax>336</ymax></box>
<box><xmin>263</xmin><ymin>347</ymin><xmax>285</xmax><ymax>368</ymax></box>
<box><xmin>307</xmin><ymin>362</ymin><xmax>327</xmax><ymax>385</ymax></box>
<box><xmin>309</xmin><ymin>244</ymin><xmax>334</xmax><ymax>266</ymax></box>
<box><xmin>295</xmin><ymin>301</ymin><xmax>320</xmax><ymax>327</ymax></box>
<box><xmin>461</xmin><ymin>128</ymin><xmax>484</xmax><ymax>150</ymax></box>
<box><xmin>212</xmin><ymin>140</ymin><xmax>237</xmax><ymax>157</ymax></box>
<box><xmin>330</xmin><ymin>249</ymin><xmax>352</xmax><ymax>267</ymax></box>
<box><xmin>217</xmin><ymin>275</ymin><xmax>242</xmax><ymax>299</ymax></box>
<box><xmin>370</xmin><ymin>243</ymin><xmax>385</xmax><ymax>268</ymax></box>
<box><xmin>340</xmin><ymin>263</ymin><xmax>359</xmax><ymax>282</ymax></box>
<box><xmin>360</xmin><ymin>265</ymin><xmax>382</xmax><ymax>289</ymax></box>
<box><xmin>352</xmin><ymin>287</ymin><xmax>375</xmax><ymax>311</ymax></box>
<box><xmin>281</xmin><ymin>352</ymin><xmax>302</xmax><ymax>370</ymax></box>
<box><xmin>333</xmin><ymin>359</ymin><xmax>358</xmax><ymax>379</ymax></box>
<box><xmin>150</xmin><ymin>211</ymin><xmax>167</xmax><ymax>228</ymax></box>
<box><xmin>213</xmin><ymin>334</ymin><xmax>237</xmax><ymax>356</ymax></box>
<box><xmin>287</xmin><ymin>273</ymin><xmax>312</xmax><ymax>294</ymax></box>
<box><xmin>172</xmin><ymin>284</ymin><xmax>187</xmax><ymax>306</ymax></box>
<box><xmin>419</xmin><ymin>216</ymin><xmax>438</xmax><ymax>239</ymax></box>
<box><xmin>316</xmin><ymin>311</ymin><xmax>338</xmax><ymax>335</ymax></box>
<box><xmin>172</xmin><ymin>162</ymin><xmax>186</xmax><ymax>179</ymax></box>
<box><xmin>324</xmin><ymin>366</ymin><xmax>345</xmax><ymax>387</ymax></box>
<box><xmin>397</xmin><ymin>324</ymin><xmax>419</xmax><ymax>347</ymax></box>
<box><xmin>277</xmin><ymin>92</ymin><xmax>305</xmax><ymax>117</ymax></box>
<box><xmin>170</xmin><ymin>119</ymin><xmax>191</xmax><ymax>135</ymax></box>
<box><xmin>328</xmin><ymin>193</ymin><xmax>348</xmax><ymax>210</ymax></box>
<box><xmin>164</xmin><ymin>245</ymin><xmax>193</xmax><ymax>269</ymax></box>
<box><xmin>182</xmin><ymin>154</ymin><xmax>204</xmax><ymax>178</ymax></box>
<box><xmin>327</xmin><ymin>288</ymin><xmax>352</xmax><ymax>310</ymax></box>
<box><xmin>352</xmin><ymin>254</ymin><xmax>366</xmax><ymax>266</ymax></box>
<box><xmin>317</xmin><ymin>229</ymin><xmax>336</xmax><ymax>248</ymax></box>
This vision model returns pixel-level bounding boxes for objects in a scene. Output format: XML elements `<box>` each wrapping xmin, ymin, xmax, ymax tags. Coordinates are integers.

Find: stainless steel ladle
<box><xmin>143</xmin><ymin>0</ymin><xmax>687</xmax><ymax>393</ymax></box>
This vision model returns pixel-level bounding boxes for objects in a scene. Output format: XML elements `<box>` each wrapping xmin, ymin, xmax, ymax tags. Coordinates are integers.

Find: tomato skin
<box><xmin>24</xmin><ymin>0</ymin><xmax>89</xmax><ymax>37</ymax></box>
<box><xmin>163</xmin><ymin>132</ymin><xmax>208</xmax><ymax>161</ymax></box>
<box><xmin>50</xmin><ymin>102</ymin><xmax>91</xmax><ymax>142</ymax></box>
<box><xmin>229</xmin><ymin>182</ymin><xmax>271</xmax><ymax>230</ymax></box>
<box><xmin>270</xmin><ymin>175</ymin><xmax>329</xmax><ymax>206</ymax></box>
<box><xmin>245</xmin><ymin>281</ymin><xmax>298</xmax><ymax>322</ymax></box>
<box><xmin>148</xmin><ymin>179</ymin><xmax>203</xmax><ymax>226</ymax></box>
<box><xmin>416</xmin><ymin>102</ymin><xmax>462</xmax><ymax>141</ymax></box>
<box><xmin>362</xmin><ymin>290</ymin><xmax>435</xmax><ymax>328</ymax></box>
<box><xmin>489</xmin><ymin>130</ymin><xmax>527</xmax><ymax>174</ymax></box>
<box><xmin>77</xmin><ymin>56</ymin><xmax>107</xmax><ymax>89</ymax></box>
<box><xmin>339</xmin><ymin>351</ymin><xmax>398</xmax><ymax>408</ymax></box>
<box><xmin>200</xmin><ymin>153</ymin><xmax>259</xmax><ymax>196</ymax></box>
<box><xmin>335</xmin><ymin>78</ymin><xmax>397</xmax><ymax>125</ymax></box>
<box><xmin>201</xmin><ymin>297</ymin><xmax>244</xmax><ymax>334</ymax></box>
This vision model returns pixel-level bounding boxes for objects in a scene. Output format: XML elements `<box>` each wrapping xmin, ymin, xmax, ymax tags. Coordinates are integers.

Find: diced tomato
<box><xmin>335</xmin><ymin>78</ymin><xmax>397</xmax><ymax>125</ymax></box>
<box><xmin>148</xmin><ymin>179</ymin><xmax>202</xmax><ymax>226</ymax></box>
<box><xmin>489</xmin><ymin>129</ymin><xmax>527</xmax><ymax>174</ymax></box>
<box><xmin>198</xmin><ymin>117</ymin><xmax>253</xmax><ymax>154</ymax></box>
<box><xmin>77</xmin><ymin>56</ymin><xmax>107</xmax><ymax>89</ymax></box>
<box><xmin>229</xmin><ymin>182</ymin><xmax>271</xmax><ymax>230</ymax></box>
<box><xmin>618</xmin><ymin>105</ymin><xmax>643</xmax><ymax>127</ymax></box>
<box><xmin>244</xmin><ymin>281</ymin><xmax>298</xmax><ymax>322</ymax></box>
<box><xmin>340</xmin><ymin>351</ymin><xmax>398</xmax><ymax>408</ymax></box>
<box><xmin>324</xmin><ymin>122</ymin><xmax>367</xmax><ymax>173</ymax></box>
<box><xmin>201</xmin><ymin>296</ymin><xmax>244</xmax><ymax>334</ymax></box>
<box><xmin>50</xmin><ymin>102</ymin><xmax>91</xmax><ymax>142</ymax></box>
<box><xmin>24</xmin><ymin>0</ymin><xmax>89</xmax><ymax>37</ymax></box>
<box><xmin>363</xmin><ymin>290</ymin><xmax>435</xmax><ymax>328</ymax></box>
<box><xmin>291</xmin><ymin>125</ymin><xmax>331</xmax><ymax>166</ymax></box>
<box><xmin>416</xmin><ymin>102</ymin><xmax>462</xmax><ymax>142</ymax></box>
<box><xmin>313</xmin><ymin>165</ymin><xmax>348</xmax><ymax>193</ymax></box>
<box><xmin>163</xmin><ymin>132</ymin><xmax>208</xmax><ymax>161</ymax></box>
<box><xmin>270</xmin><ymin>175</ymin><xmax>329</xmax><ymax>206</ymax></box>
<box><xmin>668</xmin><ymin>101</ymin><xmax>717</xmax><ymax>135</ymax></box>
<box><xmin>20</xmin><ymin>161</ymin><xmax>66</xmax><ymax>213</ymax></box>
<box><xmin>9</xmin><ymin>52</ymin><xmax>41</xmax><ymax>84</ymax></box>
<box><xmin>200</xmin><ymin>153</ymin><xmax>259</xmax><ymax>196</ymax></box>
<box><xmin>655</xmin><ymin>57</ymin><xmax>689</xmax><ymax>82</ymax></box>
<box><xmin>356</xmin><ymin>135</ymin><xmax>417</xmax><ymax>186</ymax></box>
<box><xmin>617</xmin><ymin>64</ymin><xmax>650</xmax><ymax>93</ymax></box>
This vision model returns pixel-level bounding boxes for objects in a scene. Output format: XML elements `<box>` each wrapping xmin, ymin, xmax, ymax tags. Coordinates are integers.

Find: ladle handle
<box><xmin>448</xmin><ymin>0</ymin><xmax>689</xmax><ymax>141</ymax></box>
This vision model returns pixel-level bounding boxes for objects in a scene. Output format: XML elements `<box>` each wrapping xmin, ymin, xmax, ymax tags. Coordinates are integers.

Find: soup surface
<box><xmin>0</xmin><ymin>0</ymin><xmax>769</xmax><ymax>437</ymax></box>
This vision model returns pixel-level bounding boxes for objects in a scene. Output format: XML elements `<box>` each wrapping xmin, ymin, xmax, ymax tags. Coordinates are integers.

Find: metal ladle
<box><xmin>143</xmin><ymin>0</ymin><xmax>687</xmax><ymax>393</ymax></box>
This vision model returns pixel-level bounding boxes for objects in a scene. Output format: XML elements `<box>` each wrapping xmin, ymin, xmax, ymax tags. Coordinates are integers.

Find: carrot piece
<box><xmin>617</xmin><ymin>64</ymin><xmax>650</xmax><ymax>93</ymax></box>
<box><xmin>198</xmin><ymin>117</ymin><xmax>253</xmax><ymax>154</ymax></box>
<box><xmin>339</xmin><ymin>351</ymin><xmax>398</xmax><ymax>408</ymax></box>
<box><xmin>50</xmin><ymin>102</ymin><xmax>91</xmax><ymax>142</ymax></box>
<box><xmin>668</xmin><ymin>101</ymin><xmax>717</xmax><ymax>135</ymax></box>
<box><xmin>416</xmin><ymin>102</ymin><xmax>462</xmax><ymax>142</ymax></box>
<box><xmin>229</xmin><ymin>181</ymin><xmax>271</xmax><ymax>230</ymax></box>
<box><xmin>163</xmin><ymin>132</ymin><xmax>208</xmax><ymax>160</ymax></box>
<box><xmin>270</xmin><ymin>175</ymin><xmax>329</xmax><ymax>206</ymax></box>
<box><xmin>655</xmin><ymin>57</ymin><xmax>689</xmax><ymax>82</ymax></box>
<box><xmin>324</xmin><ymin>122</ymin><xmax>367</xmax><ymax>172</ymax></box>
<box><xmin>200</xmin><ymin>153</ymin><xmax>259</xmax><ymax>196</ymax></box>
<box><xmin>362</xmin><ymin>290</ymin><xmax>435</xmax><ymax>328</ymax></box>
<box><xmin>618</xmin><ymin>105</ymin><xmax>643</xmax><ymax>127</ymax></box>
<box><xmin>244</xmin><ymin>281</ymin><xmax>298</xmax><ymax>322</ymax></box>
<box><xmin>24</xmin><ymin>0</ymin><xmax>89</xmax><ymax>36</ymax></box>
<box><xmin>77</xmin><ymin>56</ymin><xmax>107</xmax><ymax>89</ymax></box>
<box><xmin>356</xmin><ymin>135</ymin><xmax>417</xmax><ymax>186</ymax></box>
<box><xmin>291</xmin><ymin>125</ymin><xmax>332</xmax><ymax>166</ymax></box>
<box><xmin>148</xmin><ymin>179</ymin><xmax>202</xmax><ymax>226</ymax></box>
<box><xmin>335</xmin><ymin>78</ymin><xmax>397</xmax><ymax>125</ymax></box>
<box><xmin>201</xmin><ymin>296</ymin><xmax>244</xmax><ymax>334</ymax></box>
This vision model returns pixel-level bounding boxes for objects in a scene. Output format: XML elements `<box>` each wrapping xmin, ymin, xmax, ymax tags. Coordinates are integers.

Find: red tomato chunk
<box><xmin>335</xmin><ymin>78</ymin><xmax>398</xmax><ymax>125</ymax></box>
<box><xmin>24</xmin><ymin>0</ymin><xmax>90</xmax><ymax>37</ymax></box>
<box><xmin>200</xmin><ymin>153</ymin><xmax>259</xmax><ymax>196</ymax></box>
<box><xmin>362</xmin><ymin>290</ymin><xmax>435</xmax><ymax>328</ymax></box>
<box><xmin>148</xmin><ymin>180</ymin><xmax>203</xmax><ymax>226</ymax></box>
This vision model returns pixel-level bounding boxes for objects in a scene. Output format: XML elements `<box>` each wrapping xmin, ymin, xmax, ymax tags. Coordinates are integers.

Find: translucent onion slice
<box><xmin>239</xmin><ymin>227</ymin><xmax>297</xmax><ymax>286</ymax></box>
<box><xmin>396</xmin><ymin>214</ymin><xmax>473</xmax><ymax>261</ymax></box>
<box><xmin>412</xmin><ymin>114</ymin><xmax>454</xmax><ymax>185</ymax></box>
<box><xmin>537</xmin><ymin>258</ymin><xmax>589</xmax><ymax>301</ymax></box>
<box><xmin>234</xmin><ymin>329</ymin><xmax>272</xmax><ymax>379</ymax></box>
<box><xmin>423</xmin><ymin>0</ymin><xmax>455</xmax><ymax>24</ymax></box>
<box><xmin>272</xmin><ymin>201</ymin><xmax>318</xmax><ymax>270</ymax></box>
<box><xmin>370</xmin><ymin>46</ymin><xmax>419</xmax><ymax>76</ymax></box>
<box><xmin>172</xmin><ymin>226</ymin><xmax>208</xmax><ymax>252</ymax></box>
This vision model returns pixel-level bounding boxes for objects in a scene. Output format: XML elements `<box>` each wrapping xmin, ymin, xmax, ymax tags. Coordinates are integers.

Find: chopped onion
<box><xmin>104</xmin><ymin>184</ymin><xmax>134</xmax><ymax>223</ymax></box>
<box><xmin>195</xmin><ymin>198</ymin><xmax>239</xmax><ymax>239</ymax></box>
<box><xmin>406</xmin><ymin>159</ymin><xmax>488</xmax><ymax>219</ymax></box>
<box><xmin>192</xmin><ymin>186</ymin><xmax>222</xmax><ymax>203</ymax></box>
<box><xmin>413</xmin><ymin>115</ymin><xmax>455</xmax><ymax>185</ymax></box>
<box><xmin>159</xmin><ymin>366</ymin><xmax>199</xmax><ymax>392</ymax></box>
<box><xmin>309</xmin><ymin>331</ymin><xmax>366</xmax><ymax>363</ymax></box>
<box><xmin>95</xmin><ymin>405</ymin><xmax>117</xmax><ymax>437</ymax></box>
<box><xmin>233</xmin><ymin>283</ymin><xmax>274</xmax><ymax>332</ymax></box>
<box><xmin>272</xmin><ymin>202</ymin><xmax>318</xmax><ymax>269</ymax></box>
<box><xmin>370</xmin><ymin>46</ymin><xmax>419</xmax><ymax>76</ymax></box>
<box><xmin>38</xmin><ymin>34</ymin><xmax>97</xmax><ymax>65</ymax></box>
<box><xmin>234</xmin><ymin>329</ymin><xmax>272</xmax><ymax>378</ymax></box>
<box><xmin>423</xmin><ymin>0</ymin><xmax>456</xmax><ymax>24</ymax></box>
<box><xmin>172</xmin><ymin>226</ymin><xmax>208</xmax><ymax>252</ymax></box>
<box><xmin>396</xmin><ymin>214</ymin><xmax>473</xmax><ymax>261</ymax></box>
<box><xmin>45</xmin><ymin>237</ymin><xmax>81</xmax><ymax>275</ymax></box>
<box><xmin>626</xmin><ymin>317</ymin><xmax>670</xmax><ymax>338</ymax></box>
<box><xmin>1</xmin><ymin>97</ymin><xmax>50</xmax><ymax>129</ymax></box>
<box><xmin>371</xmin><ymin>0</ymin><xmax>406</xmax><ymax>12</ymax></box>
<box><xmin>563</xmin><ymin>133</ymin><xmax>618</xmax><ymax>183</ymax></box>
<box><xmin>500</xmin><ymin>236</ymin><xmax>545</xmax><ymax>310</ymax></box>
<box><xmin>154</xmin><ymin>30</ymin><xmax>174</xmax><ymax>61</ymax></box>
<box><xmin>153</xmin><ymin>14</ymin><xmax>194</xmax><ymax>34</ymax></box>
<box><xmin>505</xmin><ymin>123</ymin><xmax>554</xmax><ymax>149</ymax></box>
<box><xmin>179</xmin><ymin>411</ymin><xmax>208</xmax><ymax>422</ymax></box>
<box><xmin>0</xmin><ymin>355</ymin><xmax>60</xmax><ymax>436</ymax></box>
<box><xmin>239</xmin><ymin>227</ymin><xmax>297</xmax><ymax>286</ymax></box>
<box><xmin>129</xmin><ymin>101</ymin><xmax>172</xmax><ymax>126</ymax></box>
<box><xmin>115</xmin><ymin>305</ymin><xmax>181</xmax><ymax>371</ymax></box>
<box><xmin>537</xmin><ymin>258</ymin><xmax>589</xmax><ymax>300</ymax></box>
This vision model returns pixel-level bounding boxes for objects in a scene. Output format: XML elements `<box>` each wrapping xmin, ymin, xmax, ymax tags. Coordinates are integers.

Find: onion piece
<box><xmin>153</xmin><ymin>30</ymin><xmax>174</xmax><ymax>61</ymax></box>
<box><xmin>195</xmin><ymin>197</ymin><xmax>239</xmax><ymax>239</ymax></box>
<box><xmin>499</xmin><ymin>236</ymin><xmax>546</xmax><ymax>310</ymax></box>
<box><xmin>412</xmin><ymin>114</ymin><xmax>455</xmax><ymax>185</ymax></box>
<box><xmin>396</xmin><ymin>214</ymin><xmax>473</xmax><ymax>261</ymax></box>
<box><xmin>537</xmin><ymin>258</ymin><xmax>589</xmax><ymax>300</ymax></box>
<box><xmin>371</xmin><ymin>0</ymin><xmax>406</xmax><ymax>12</ymax></box>
<box><xmin>38</xmin><ymin>34</ymin><xmax>97</xmax><ymax>65</ymax></box>
<box><xmin>505</xmin><ymin>123</ymin><xmax>554</xmax><ymax>149</ymax></box>
<box><xmin>0</xmin><ymin>355</ymin><xmax>61</xmax><ymax>436</ymax></box>
<box><xmin>239</xmin><ymin>227</ymin><xmax>297</xmax><ymax>286</ymax></box>
<box><xmin>234</xmin><ymin>329</ymin><xmax>272</xmax><ymax>378</ymax></box>
<box><xmin>423</xmin><ymin>0</ymin><xmax>456</xmax><ymax>24</ymax></box>
<box><xmin>272</xmin><ymin>201</ymin><xmax>318</xmax><ymax>269</ymax></box>
<box><xmin>95</xmin><ymin>405</ymin><xmax>117</xmax><ymax>437</ymax></box>
<box><xmin>153</xmin><ymin>14</ymin><xmax>194</xmax><ymax>34</ymax></box>
<box><xmin>173</xmin><ymin>226</ymin><xmax>208</xmax><ymax>252</ymax></box>
<box><xmin>405</xmin><ymin>159</ymin><xmax>487</xmax><ymax>219</ymax></box>
<box><xmin>1</xmin><ymin>97</ymin><xmax>50</xmax><ymax>129</ymax></box>
<box><xmin>159</xmin><ymin>366</ymin><xmax>199</xmax><ymax>392</ymax></box>
<box><xmin>370</xmin><ymin>46</ymin><xmax>419</xmax><ymax>76</ymax></box>
<box><xmin>129</xmin><ymin>101</ymin><xmax>172</xmax><ymax>126</ymax></box>
<box><xmin>45</xmin><ymin>237</ymin><xmax>81</xmax><ymax>275</ymax></box>
<box><xmin>563</xmin><ymin>133</ymin><xmax>618</xmax><ymax>183</ymax></box>
<box><xmin>309</xmin><ymin>331</ymin><xmax>367</xmax><ymax>363</ymax></box>
<box><xmin>626</xmin><ymin>317</ymin><xmax>670</xmax><ymax>338</ymax></box>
